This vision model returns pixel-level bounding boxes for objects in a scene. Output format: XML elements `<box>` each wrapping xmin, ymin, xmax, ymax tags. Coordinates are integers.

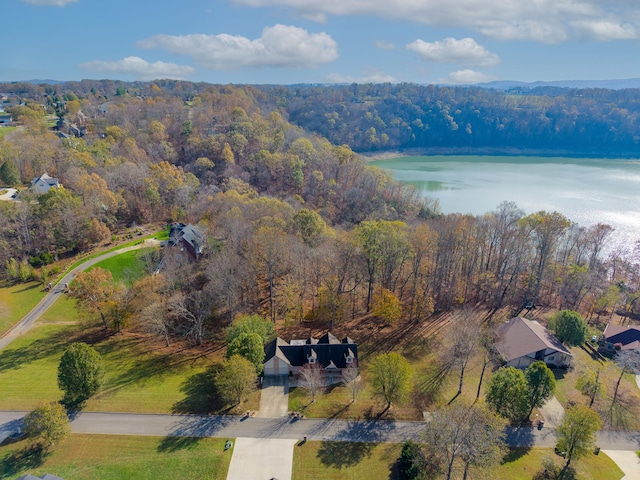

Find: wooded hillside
<box><xmin>1</xmin><ymin>80</ymin><xmax>639</xmax><ymax>343</ymax></box>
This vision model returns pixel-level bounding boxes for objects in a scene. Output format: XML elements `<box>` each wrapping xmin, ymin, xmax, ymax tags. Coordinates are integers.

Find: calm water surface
<box><xmin>370</xmin><ymin>155</ymin><xmax>640</xmax><ymax>250</ymax></box>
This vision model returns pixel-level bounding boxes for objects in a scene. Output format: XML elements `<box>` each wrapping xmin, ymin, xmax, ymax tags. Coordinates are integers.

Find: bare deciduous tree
<box><xmin>448</xmin><ymin>311</ymin><xmax>480</xmax><ymax>395</ymax></box>
<box><xmin>298</xmin><ymin>363</ymin><xmax>325</xmax><ymax>403</ymax></box>
<box><xmin>342</xmin><ymin>362</ymin><xmax>362</xmax><ymax>403</ymax></box>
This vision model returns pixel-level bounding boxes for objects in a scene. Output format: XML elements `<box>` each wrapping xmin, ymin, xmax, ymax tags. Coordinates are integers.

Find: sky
<box><xmin>4</xmin><ymin>0</ymin><xmax>640</xmax><ymax>85</ymax></box>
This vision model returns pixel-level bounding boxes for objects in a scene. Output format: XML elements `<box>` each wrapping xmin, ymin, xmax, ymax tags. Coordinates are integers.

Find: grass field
<box><xmin>0</xmin><ymin>434</ymin><xmax>233</xmax><ymax>480</ymax></box>
<box><xmin>493</xmin><ymin>447</ymin><xmax>623</xmax><ymax>480</ymax></box>
<box><xmin>0</xmin><ymin>126</ymin><xmax>17</xmax><ymax>137</ymax></box>
<box><xmin>0</xmin><ymin>314</ymin><xmax>259</xmax><ymax>414</ymax></box>
<box><xmin>88</xmin><ymin>247</ymin><xmax>156</xmax><ymax>285</ymax></box>
<box><xmin>293</xmin><ymin>441</ymin><xmax>402</xmax><ymax>480</ymax></box>
<box><xmin>0</xmin><ymin>280</ymin><xmax>46</xmax><ymax>335</ymax></box>
<box><xmin>292</xmin><ymin>443</ymin><xmax>623</xmax><ymax>480</ymax></box>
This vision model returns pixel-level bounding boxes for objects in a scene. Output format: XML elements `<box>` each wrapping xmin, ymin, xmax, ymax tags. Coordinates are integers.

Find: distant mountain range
<box><xmin>474</xmin><ymin>78</ymin><xmax>640</xmax><ymax>90</ymax></box>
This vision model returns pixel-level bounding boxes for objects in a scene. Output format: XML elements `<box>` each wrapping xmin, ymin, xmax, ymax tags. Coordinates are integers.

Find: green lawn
<box><xmin>0</xmin><ymin>434</ymin><xmax>233</xmax><ymax>480</ymax></box>
<box><xmin>0</xmin><ymin>318</ymin><xmax>259</xmax><ymax>414</ymax></box>
<box><xmin>0</xmin><ymin>281</ymin><xmax>46</xmax><ymax>335</ymax></box>
<box><xmin>0</xmin><ymin>126</ymin><xmax>17</xmax><ymax>137</ymax></box>
<box><xmin>293</xmin><ymin>441</ymin><xmax>402</xmax><ymax>480</ymax></box>
<box><xmin>493</xmin><ymin>447</ymin><xmax>623</xmax><ymax>480</ymax></box>
<box><xmin>88</xmin><ymin>247</ymin><xmax>156</xmax><ymax>285</ymax></box>
<box><xmin>292</xmin><ymin>444</ymin><xmax>623</xmax><ymax>480</ymax></box>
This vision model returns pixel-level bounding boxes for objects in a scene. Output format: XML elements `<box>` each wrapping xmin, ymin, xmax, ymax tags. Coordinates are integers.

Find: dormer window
<box><xmin>308</xmin><ymin>348</ymin><xmax>317</xmax><ymax>364</ymax></box>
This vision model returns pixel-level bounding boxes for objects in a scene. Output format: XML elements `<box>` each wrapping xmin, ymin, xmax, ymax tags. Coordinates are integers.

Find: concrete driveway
<box><xmin>539</xmin><ymin>396</ymin><xmax>565</xmax><ymax>428</ymax></box>
<box><xmin>602</xmin><ymin>450</ymin><xmax>640</xmax><ymax>480</ymax></box>
<box><xmin>0</xmin><ymin>188</ymin><xmax>17</xmax><ymax>201</ymax></box>
<box><xmin>257</xmin><ymin>375</ymin><xmax>289</xmax><ymax>418</ymax></box>
<box><xmin>227</xmin><ymin>437</ymin><xmax>297</xmax><ymax>480</ymax></box>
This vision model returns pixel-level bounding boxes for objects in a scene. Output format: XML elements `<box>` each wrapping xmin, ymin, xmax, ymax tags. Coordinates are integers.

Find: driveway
<box><xmin>538</xmin><ymin>395</ymin><xmax>565</xmax><ymax>428</ymax></box>
<box><xmin>0</xmin><ymin>188</ymin><xmax>17</xmax><ymax>201</ymax></box>
<box><xmin>257</xmin><ymin>375</ymin><xmax>289</xmax><ymax>418</ymax></box>
<box><xmin>227</xmin><ymin>437</ymin><xmax>297</xmax><ymax>480</ymax></box>
<box><xmin>602</xmin><ymin>450</ymin><xmax>640</xmax><ymax>480</ymax></box>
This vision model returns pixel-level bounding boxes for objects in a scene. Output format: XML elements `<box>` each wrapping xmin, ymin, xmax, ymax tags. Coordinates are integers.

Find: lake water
<box><xmin>370</xmin><ymin>155</ymin><xmax>640</xmax><ymax>251</ymax></box>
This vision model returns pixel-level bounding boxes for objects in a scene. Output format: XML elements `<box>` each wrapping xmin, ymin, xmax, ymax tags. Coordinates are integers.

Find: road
<box><xmin>0</xmin><ymin>241</ymin><xmax>156</xmax><ymax>351</ymax></box>
<box><xmin>1</xmin><ymin>410</ymin><xmax>639</xmax><ymax>450</ymax></box>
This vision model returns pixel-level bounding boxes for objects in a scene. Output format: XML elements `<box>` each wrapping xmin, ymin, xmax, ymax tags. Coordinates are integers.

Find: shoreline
<box><xmin>358</xmin><ymin>147</ymin><xmax>640</xmax><ymax>162</ymax></box>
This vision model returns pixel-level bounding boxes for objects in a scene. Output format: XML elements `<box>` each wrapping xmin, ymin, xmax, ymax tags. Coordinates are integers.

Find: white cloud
<box><xmin>22</xmin><ymin>0</ymin><xmax>78</xmax><ymax>5</ymax></box>
<box><xmin>232</xmin><ymin>0</ymin><xmax>640</xmax><ymax>43</ymax></box>
<box><xmin>79</xmin><ymin>57</ymin><xmax>195</xmax><ymax>81</ymax></box>
<box><xmin>440</xmin><ymin>69</ymin><xmax>497</xmax><ymax>85</ymax></box>
<box><xmin>407</xmin><ymin>37</ymin><xmax>499</xmax><ymax>67</ymax></box>
<box><xmin>325</xmin><ymin>71</ymin><xmax>397</xmax><ymax>83</ymax></box>
<box><xmin>570</xmin><ymin>20</ymin><xmax>638</xmax><ymax>41</ymax></box>
<box><xmin>138</xmin><ymin>24</ymin><xmax>338</xmax><ymax>70</ymax></box>
<box><xmin>375</xmin><ymin>40</ymin><xmax>396</xmax><ymax>50</ymax></box>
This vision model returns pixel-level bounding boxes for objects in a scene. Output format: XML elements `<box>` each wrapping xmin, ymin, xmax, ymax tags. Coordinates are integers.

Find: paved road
<box><xmin>1</xmin><ymin>410</ymin><xmax>639</xmax><ymax>450</ymax></box>
<box><xmin>0</xmin><ymin>241</ymin><xmax>156</xmax><ymax>351</ymax></box>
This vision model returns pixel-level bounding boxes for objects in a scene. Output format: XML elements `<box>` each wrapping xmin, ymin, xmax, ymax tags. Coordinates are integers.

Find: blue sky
<box><xmin>4</xmin><ymin>0</ymin><xmax>640</xmax><ymax>85</ymax></box>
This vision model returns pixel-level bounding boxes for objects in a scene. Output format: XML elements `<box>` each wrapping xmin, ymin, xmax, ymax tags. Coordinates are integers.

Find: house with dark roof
<box><xmin>601</xmin><ymin>324</ymin><xmax>640</xmax><ymax>352</ymax></box>
<box><xmin>264</xmin><ymin>332</ymin><xmax>357</xmax><ymax>384</ymax></box>
<box><xmin>496</xmin><ymin>317</ymin><xmax>573</xmax><ymax>368</ymax></box>
<box><xmin>169</xmin><ymin>223</ymin><xmax>205</xmax><ymax>260</ymax></box>
<box><xmin>29</xmin><ymin>173</ymin><xmax>61</xmax><ymax>195</ymax></box>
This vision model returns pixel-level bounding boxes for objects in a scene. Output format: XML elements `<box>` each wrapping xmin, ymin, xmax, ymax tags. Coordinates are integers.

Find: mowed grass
<box><xmin>0</xmin><ymin>312</ymin><xmax>259</xmax><ymax>414</ymax></box>
<box><xmin>493</xmin><ymin>448</ymin><xmax>623</xmax><ymax>480</ymax></box>
<box><xmin>88</xmin><ymin>247</ymin><xmax>156</xmax><ymax>285</ymax></box>
<box><xmin>0</xmin><ymin>280</ymin><xmax>46</xmax><ymax>335</ymax></box>
<box><xmin>0</xmin><ymin>434</ymin><xmax>233</xmax><ymax>480</ymax></box>
<box><xmin>292</xmin><ymin>444</ymin><xmax>623</xmax><ymax>480</ymax></box>
<box><xmin>293</xmin><ymin>441</ymin><xmax>402</xmax><ymax>480</ymax></box>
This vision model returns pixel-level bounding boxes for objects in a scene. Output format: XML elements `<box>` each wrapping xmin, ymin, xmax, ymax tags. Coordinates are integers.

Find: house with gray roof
<box><xmin>264</xmin><ymin>332</ymin><xmax>357</xmax><ymax>384</ymax></box>
<box><xmin>496</xmin><ymin>316</ymin><xmax>573</xmax><ymax>368</ymax></box>
<box><xmin>29</xmin><ymin>173</ymin><xmax>61</xmax><ymax>195</ymax></box>
<box><xmin>169</xmin><ymin>223</ymin><xmax>205</xmax><ymax>260</ymax></box>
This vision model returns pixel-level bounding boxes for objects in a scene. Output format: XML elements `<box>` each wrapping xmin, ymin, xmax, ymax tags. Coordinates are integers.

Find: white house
<box><xmin>29</xmin><ymin>173</ymin><xmax>61</xmax><ymax>195</ymax></box>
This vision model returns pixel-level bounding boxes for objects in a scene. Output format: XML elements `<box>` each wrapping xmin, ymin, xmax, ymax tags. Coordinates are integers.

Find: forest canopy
<box><xmin>1</xmin><ymin>79</ymin><xmax>639</xmax><ymax>343</ymax></box>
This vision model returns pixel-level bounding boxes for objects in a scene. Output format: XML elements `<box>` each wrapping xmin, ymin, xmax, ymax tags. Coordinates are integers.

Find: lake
<box><xmin>370</xmin><ymin>155</ymin><xmax>640</xmax><ymax>251</ymax></box>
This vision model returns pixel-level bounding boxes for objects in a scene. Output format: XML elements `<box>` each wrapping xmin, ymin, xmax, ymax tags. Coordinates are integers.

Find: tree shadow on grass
<box><xmin>156</xmin><ymin>435</ymin><xmax>202</xmax><ymax>453</ymax></box>
<box><xmin>172</xmin><ymin>364</ymin><xmax>229</xmax><ymax>414</ymax></box>
<box><xmin>0</xmin><ymin>444</ymin><xmax>47</xmax><ymax>478</ymax></box>
<box><xmin>0</xmin><ymin>327</ymin><xmax>73</xmax><ymax>373</ymax></box>
<box><xmin>502</xmin><ymin>446</ymin><xmax>533</xmax><ymax>464</ymax></box>
<box><xmin>317</xmin><ymin>440</ymin><xmax>375</xmax><ymax>469</ymax></box>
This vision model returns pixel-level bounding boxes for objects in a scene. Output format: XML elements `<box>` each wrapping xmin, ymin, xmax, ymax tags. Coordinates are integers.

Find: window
<box><xmin>346</xmin><ymin>356</ymin><xmax>353</xmax><ymax>364</ymax></box>
<box><xmin>548</xmin><ymin>356</ymin><xmax>554</xmax><ymax>361</ymax></box>
<box><xmin>308</xmin><ymin>357</ymin><xmax>316</xmax><ymax>364</ymax></box>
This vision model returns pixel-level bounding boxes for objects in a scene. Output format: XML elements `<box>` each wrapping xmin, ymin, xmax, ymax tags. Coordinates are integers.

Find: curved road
<box><xmin>0</xmin><ymin>240</ymin><xmax>157</xmax><ymax>351</ymax></box>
